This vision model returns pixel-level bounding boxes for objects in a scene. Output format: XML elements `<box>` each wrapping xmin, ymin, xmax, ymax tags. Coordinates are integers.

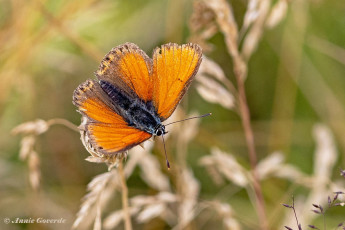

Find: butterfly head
<box><xmin>154</xmin><ymin>124</ymin><xmax>167</xmax><ymax>136</ymax></box>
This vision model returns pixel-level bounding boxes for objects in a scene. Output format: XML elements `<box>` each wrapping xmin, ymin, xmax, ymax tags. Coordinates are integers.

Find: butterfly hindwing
<box><xmin>86</xmin><ymin>123</ymin><xmax>152</xmax><ymax>154</ymax></box>
<box><xmin>73</xmin><ymin>79</ymin><xmax>152</xmax><ymax>156</ymax></box>
<box><xmin>152</xmin><ymin>43</ymin><xmax>202</xmax><ymax>121</ymax></box>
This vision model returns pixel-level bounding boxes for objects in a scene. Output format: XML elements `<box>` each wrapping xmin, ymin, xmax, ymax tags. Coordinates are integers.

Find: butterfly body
<box><xmin>73</xmin><ymin>42</ymin><xmax>202</xmax><ymax>157</ymax></box>
<box><xmin>99</xmin><ymin>79</ymin><xmax>163</xmax><ymax>136</ymax></box>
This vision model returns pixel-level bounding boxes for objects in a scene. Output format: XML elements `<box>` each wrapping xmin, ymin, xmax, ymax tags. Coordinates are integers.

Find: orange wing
<box><xmin>73</xmin><ymin>80</ymin><xmax>152</xmax><ymax>156</ymax></box>
<box><xmin>152</xmin><ymin>43</ymin><xmax>202</xmax><ymax>120</ymax></box>
<box><xmin>96</xmin><ymin>42</ymin><xmax>153</xmax><ymax>102</ymax></box>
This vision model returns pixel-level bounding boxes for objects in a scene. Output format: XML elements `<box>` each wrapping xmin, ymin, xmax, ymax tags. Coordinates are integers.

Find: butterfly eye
<box><xmin>156</xmin><ymin>130</ymin><xmax>162</xmax><ymax>136</ymax></box>
<box><xmin>155</xmin><ymin>125</ymin><xmax>166</xmax><ymax>136</ymax></box>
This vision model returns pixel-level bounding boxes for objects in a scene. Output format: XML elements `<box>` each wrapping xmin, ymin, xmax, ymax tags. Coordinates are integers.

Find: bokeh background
<box><xmin>0</xmin><ymin>0</ymin><xmax>344</xmax><ymax>229</ymax></box>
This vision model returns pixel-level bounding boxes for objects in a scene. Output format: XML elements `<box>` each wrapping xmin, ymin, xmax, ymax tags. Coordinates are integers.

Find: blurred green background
<box><xmin>0</xmin><ymin>0</ymin><xmax>344</xmax><ymax>229</ymax></box>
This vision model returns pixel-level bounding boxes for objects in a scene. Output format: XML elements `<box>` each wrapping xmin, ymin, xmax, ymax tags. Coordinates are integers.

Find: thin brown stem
<box><xmin>236</xmin><ymin>75</ymin><xmax>268</xmax><ymax>230</ymax></box>
<box><xmin>291</xmin><ymin>196</ymin><xmax>301</xmax><ymax>230</ymax></box>
<box><xmin>47</xmin><ymin>118</ymin><xmax>79</xmax><ymax>132</ymax></box>
<box><xmin>118</xmin><ymin>159</ymin><xmax>132</xmax><ymax>230</ymax></box>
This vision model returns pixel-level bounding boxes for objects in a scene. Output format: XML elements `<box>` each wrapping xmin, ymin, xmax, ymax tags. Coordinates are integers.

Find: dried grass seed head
<box><xmin>11</xmin><ymin>119</ymin><xmax>49</xmax><ymax>136</ymax></box>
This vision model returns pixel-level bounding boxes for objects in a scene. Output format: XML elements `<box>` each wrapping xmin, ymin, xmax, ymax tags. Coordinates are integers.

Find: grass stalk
<box><xmin>236</xmin><ymin>75</ymin><xmax>268</xmax><ymax>230</ymax></box>
<box><xmin>118</xmin><ymin>159</ymin><xmax>132</xmax><ymax>230</ymax></box>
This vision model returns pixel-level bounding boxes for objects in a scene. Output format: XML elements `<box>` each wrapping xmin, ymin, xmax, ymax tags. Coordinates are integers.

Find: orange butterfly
<box><xmin>73</xmin><ymin>43</ymin><xmax>203</xmax><ymax>168</ymax></box>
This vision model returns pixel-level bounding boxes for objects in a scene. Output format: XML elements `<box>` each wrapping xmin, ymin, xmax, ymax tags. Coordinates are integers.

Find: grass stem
<box><xmin>236</xmin><ymin>74</ymin><xmax>268</xmax><ymax>230</ymax></box>
<box><xmin>118</xmin><ymin>158</ymin><xmax>132</xmax><ymax>230</ymax></box>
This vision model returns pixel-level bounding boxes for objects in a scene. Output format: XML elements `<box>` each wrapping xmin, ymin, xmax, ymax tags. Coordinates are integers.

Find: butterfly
<box><xmin>73</xmin><ymin>42</ymin><xmax>203</xmax><ymax>168</ymax></box>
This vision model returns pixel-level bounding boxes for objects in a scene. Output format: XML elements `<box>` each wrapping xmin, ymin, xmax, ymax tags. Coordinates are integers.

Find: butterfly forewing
<box><xmin>96</xmin><ymin>42</ymin><xmax>154</xmax><ymax>102</ymax></box>
<box><xmin>152</xmin><ymin>43</ymin><xmax>202</xmax><ymax>121</ymax></box>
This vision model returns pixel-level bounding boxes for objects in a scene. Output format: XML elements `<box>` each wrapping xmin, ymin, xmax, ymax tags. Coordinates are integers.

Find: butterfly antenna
<box><xmin>161</xmin><ymin>134</ymin><xmax>170</xmax><ymax>169</ymax></box>
<box><xmin>165</xmin><ymin>113</ymin><xmax>212</xmax><ymax>126</ymax></box>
